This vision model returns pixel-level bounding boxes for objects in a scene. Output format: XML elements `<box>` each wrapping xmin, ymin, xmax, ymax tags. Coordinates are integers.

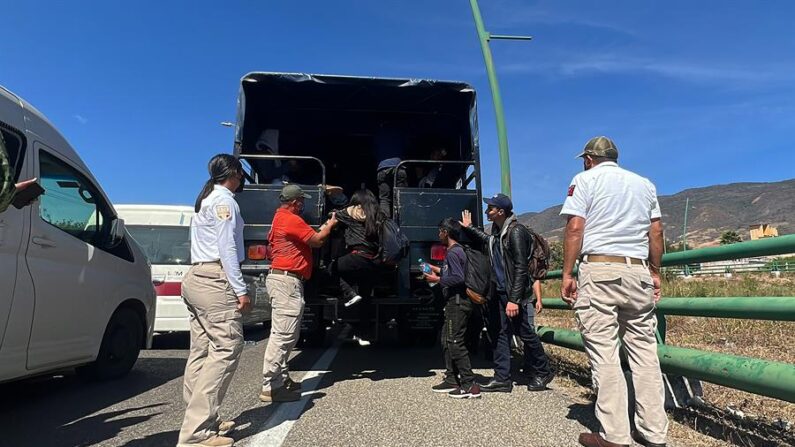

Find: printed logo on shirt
<box><xmin>215</xmin><ymin>204</ymin><xmax>232</xmax><ymax>220</ymax></box>
<box><xmin>567</xmin><ymin>185</ymin><xmax>576</xmax><ymax>196</ymax></box>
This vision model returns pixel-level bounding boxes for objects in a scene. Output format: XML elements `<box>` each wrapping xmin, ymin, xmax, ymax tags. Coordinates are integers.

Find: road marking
<box><xmin>247</xmin><ymin>328</ymin><xmax>347</xmax><ymax>447</ymax></box>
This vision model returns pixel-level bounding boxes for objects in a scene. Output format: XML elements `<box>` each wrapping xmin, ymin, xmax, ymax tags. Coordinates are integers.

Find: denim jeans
<box><xmin>489</xmin><ymin>292</ymin><xmax>551</xmax><ymax>381</ymax></box>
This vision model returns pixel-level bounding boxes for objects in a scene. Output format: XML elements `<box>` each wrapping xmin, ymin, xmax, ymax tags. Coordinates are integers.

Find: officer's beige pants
<box><xmin>575</xmin><ymin>261</ymin><xmax>668</xmax><ymax>446</ymax></box>
<box><xmin>179</xmin><ymin>263</ymin><xmax>244</xmax><ymax>445</ymax></box>
<box><xmin>262</xmin><ymin>274</ymin><xmax>304</xmax><ymax>392</ymax></box>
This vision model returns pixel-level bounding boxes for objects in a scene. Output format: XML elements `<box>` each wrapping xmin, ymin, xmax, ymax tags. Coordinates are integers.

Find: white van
<box><xmin>117</xmin><ymin>204</ymin><xmax>271</xmax><ymax>331</ymax></box>
<box><xmin>0</xmin><ymin>86</ymin><xmax>155</xmax><ymax>383</ymax></box>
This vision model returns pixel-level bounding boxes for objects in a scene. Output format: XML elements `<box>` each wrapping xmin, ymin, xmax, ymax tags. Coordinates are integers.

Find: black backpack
<box><xmin>463</xmin><ymin>245</ymin><xmax>492</xmax><ymax>304</ymax></box>
<box><xmin>379</xmin><ymin>218</ymin><xmax>410</xmax><ymax>266</ymax></box>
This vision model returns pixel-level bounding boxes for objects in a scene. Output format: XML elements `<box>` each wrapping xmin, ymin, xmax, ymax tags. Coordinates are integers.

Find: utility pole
<box><xmin>682</xmin><ymin>197</ymin><xmax>690</xmax><ymax>251</ymax></box>
<box><xmin>469</xmin><ymin>0</ymin><xmax>532</xmax><ymax>196</ymax></box>
<box><xmin>682</xmin><ymin>197</ymin><xmax>690</xmax><ymax>276</ymax></box>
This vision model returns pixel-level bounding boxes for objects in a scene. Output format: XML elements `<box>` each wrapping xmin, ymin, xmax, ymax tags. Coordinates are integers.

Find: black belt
<box><xmin>270</xmin><ymin>268</ymin><xmax>305</xmax><ymax>281</ymax></box>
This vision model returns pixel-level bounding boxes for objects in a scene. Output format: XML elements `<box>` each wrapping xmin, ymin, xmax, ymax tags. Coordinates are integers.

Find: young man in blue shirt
<box><xmin>424</xmin><ymin>218</ymin><xmax>481</xmax><ymax>399</ymax></box>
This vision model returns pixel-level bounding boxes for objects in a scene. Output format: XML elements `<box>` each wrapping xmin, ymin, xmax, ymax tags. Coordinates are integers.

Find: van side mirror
<box><xmin>108</xmin><ymin>218</ymin><xmax>126</xmax><ymax>248</ymax></box>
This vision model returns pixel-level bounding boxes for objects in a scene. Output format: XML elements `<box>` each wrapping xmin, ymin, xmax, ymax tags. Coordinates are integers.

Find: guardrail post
<box><xmin>655</xmin><ymin>311</ymin><xmax>667</xmax><ymax>344</ymax></box>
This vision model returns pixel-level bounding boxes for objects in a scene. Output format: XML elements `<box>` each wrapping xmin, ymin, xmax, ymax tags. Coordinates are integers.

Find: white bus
<box><xmin>117</xmin><ymin>205</ymin><xmax>271</xmax><ymax>331</ymax></box>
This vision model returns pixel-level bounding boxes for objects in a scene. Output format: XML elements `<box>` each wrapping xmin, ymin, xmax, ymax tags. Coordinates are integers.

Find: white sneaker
<box><xmin>344</xmin><ymin>295</ymin><xmax>363</xmax><ymax>307</ymax></box>
<box><xmin>353</xmin><ymin>335</ymin><xmax>371</xmax><ymax>346</ymax></box>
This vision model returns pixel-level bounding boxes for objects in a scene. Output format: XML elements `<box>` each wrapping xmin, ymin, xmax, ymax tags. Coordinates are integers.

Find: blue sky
<box><xmin>2</xmin><ymin>0</ymin><xmax>793</xmax><ymax>214</ymax></box>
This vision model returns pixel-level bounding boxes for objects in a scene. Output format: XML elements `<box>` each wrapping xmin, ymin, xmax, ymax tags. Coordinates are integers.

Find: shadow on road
<box><xmin>566</xmin><ymin>402</ymin><xmax>600</xmax><ymax>432</ymax></box>
<box><xmin>0</xmin><ymin>356</ymin><xmax>185</xmax><ymax>447</ymax></box>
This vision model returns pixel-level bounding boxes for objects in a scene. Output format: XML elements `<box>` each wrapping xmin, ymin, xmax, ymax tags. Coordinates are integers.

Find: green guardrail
<box><xmin>544</xmin><ymin>297</ymin><xmax>795</xmax><ymax>321</ymax></box>
<box><xmin>537</xmin><ymin>327</ymin><xmax>795</xmax><ymax>403</ymax></box>
<box><xmin>545</xmin><ymin>234</ymin><xmax>795</xmax><ymax>279</ymax></box>
<box><xmin>537</xmin><ymin>236</ymin><xmax>795</xmax><ymax>404</ymax></box>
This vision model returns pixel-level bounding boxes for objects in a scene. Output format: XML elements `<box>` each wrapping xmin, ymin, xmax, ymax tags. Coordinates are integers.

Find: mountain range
<box><xmin>516</xmin><ymin>178</ymin><xmax>795</xmax><ymax>247</ymax></box>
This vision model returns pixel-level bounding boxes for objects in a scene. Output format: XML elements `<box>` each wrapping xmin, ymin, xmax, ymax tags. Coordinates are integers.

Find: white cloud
<box><xmin>73</xmin><ymin>114</ymin><xmax>88</xmax><ymax>125</ymax></box>
<box><xmin>499</xmin><ymin>54</ymin><xmax>792</xmax><ymax>86</ymax></box>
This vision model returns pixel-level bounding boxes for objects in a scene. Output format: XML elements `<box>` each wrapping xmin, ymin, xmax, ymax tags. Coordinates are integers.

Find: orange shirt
<box><xmin>268</xmin><ymin>207</ymin><xmax>316</xmax><ymax>279</ymax></box>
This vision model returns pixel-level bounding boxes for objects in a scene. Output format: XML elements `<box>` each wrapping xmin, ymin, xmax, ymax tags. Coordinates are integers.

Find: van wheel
<box><xmin>77</xmin><ymin>308</ymin><xmax>142</xmax><ymax>381</ymax></box>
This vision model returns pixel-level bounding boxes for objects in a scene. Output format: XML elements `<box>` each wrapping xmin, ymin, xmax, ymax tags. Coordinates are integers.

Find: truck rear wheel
<box><xmin>77</xmin><ymin>308</ymin><xmax>142</xmax><ymax>381</ymax></box>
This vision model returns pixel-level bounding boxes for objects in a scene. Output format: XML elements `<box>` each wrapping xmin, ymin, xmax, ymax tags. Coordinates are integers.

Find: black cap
<box><xmin>483</xmin><ymin>193</ymin><xmax>513</xmax><ymax>212</ymax></box>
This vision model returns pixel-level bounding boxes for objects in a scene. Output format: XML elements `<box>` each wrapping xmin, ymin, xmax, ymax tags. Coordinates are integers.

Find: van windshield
<box><xmin>127</xmin><ymin>225</ymin><xmax>191</xmax><ymax>265</ymax></box>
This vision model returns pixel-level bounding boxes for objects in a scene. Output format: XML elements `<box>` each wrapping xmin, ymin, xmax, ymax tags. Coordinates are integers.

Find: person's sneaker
<box><xmin>431</xmin><ymin>381</ymin><xmax>458</xmax><ymax>393</ymax></box>
<box><xmin>448</xmin><ymin>383</ymin><xmax>482</xmax><ymax>399</ymax></box>
<box><xmin>344</xmin><ymin>295</ymin><xmax>363</xmax><ymax>307</ymax></box>
<box><xmin>178</xmin><ymin>435</ymin><xmax>235</xmax><ymax>447</ymax></box>
<box><xmin>353</xmin><ymin>335</ymin><xmax>371</xmax><ymax>346</ymax></box>
<box><xmin>284</xmin><ymin>377</ymin><xmax>302</xmax><ymax>392</ymax></box>
<box><xmin>259</xmin><ymin>387</ymin><xmax>301</xmax><ymax>402</ymax></box>
<box><xmin>217</xmin><ymin>420</ymin><xmax>235</xmax><ymax>436</ymax></box>
<box><xmin>527</xmin><ymin>371</ymin><xmax>555</xmax><ymax>391</ymax></box>
<box><xmin>480</xmin><ymin>378</ymin><xmax>513</xmax><ymax>393</ymax></box>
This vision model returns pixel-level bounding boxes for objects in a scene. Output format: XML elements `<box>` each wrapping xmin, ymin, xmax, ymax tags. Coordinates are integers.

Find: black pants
<box><xmin>442</xmin><ymin>296</ymin><xmax>475</xmax><ymax>388</ymax></box>
<box><xmin>489</xmin><ymin>292</ymin><xmax>551</xmax><ymax>382</ymax></box>
<box><xmin>331</xmin><ymin>252</ymin><xmax>381</xmax><ymax>300</ymax></box>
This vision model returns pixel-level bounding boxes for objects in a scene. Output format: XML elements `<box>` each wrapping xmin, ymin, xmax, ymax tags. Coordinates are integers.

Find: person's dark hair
<box><xmin>194</xmin><ymin>154</ymin><xmax>243</xmax><ymax>212</ymax></box>
<box><xmin>349</xmin><ymin>189</ymin><xmax>385</xmax><ymax>239</ymax></box>
<box><xmin>439</xmin><ymin>217</ymin><xmax>462</xmax><ymax>242</ymax></box>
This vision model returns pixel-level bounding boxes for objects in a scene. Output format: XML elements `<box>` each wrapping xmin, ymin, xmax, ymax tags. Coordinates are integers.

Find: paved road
<box><xmin>0</xmin><ymin>325</ymin><xmax>645</xmax><ymax>447</ymax></box>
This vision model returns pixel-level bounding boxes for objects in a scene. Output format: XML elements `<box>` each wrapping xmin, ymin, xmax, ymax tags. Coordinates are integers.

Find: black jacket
<box><xmin>335</xmin><ymin>206</ymin><xmax>379</xmax><ymax>255</ymax></box>
<box><xmin>462</xmin><ymin>215</ymin><xmax>531</xmax><ymax>304</ymax></box>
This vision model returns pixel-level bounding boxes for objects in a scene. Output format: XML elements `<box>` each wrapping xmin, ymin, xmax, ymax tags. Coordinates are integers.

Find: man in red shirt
<box><xmin>260</xmin><ymin>184</ymin><xmax>338</xmax><ymax>402</ymax></box>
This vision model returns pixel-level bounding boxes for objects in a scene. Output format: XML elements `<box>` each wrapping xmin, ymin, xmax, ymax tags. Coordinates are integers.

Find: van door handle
<box><xmin>32</xmin><ymin>236</ymin><xmax>57</xmax><ymax>248</ymax></box>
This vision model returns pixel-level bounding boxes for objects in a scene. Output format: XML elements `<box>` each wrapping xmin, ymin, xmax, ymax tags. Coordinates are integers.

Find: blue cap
<box><xmin>483</xmin><ymin>193</ymin><xmax>513</xmax><ymax>212</ymax></box>
<box><xmin>377</xmin><ymin>157</ymin><xmax>402</xmax><ymax>171</ymax></box>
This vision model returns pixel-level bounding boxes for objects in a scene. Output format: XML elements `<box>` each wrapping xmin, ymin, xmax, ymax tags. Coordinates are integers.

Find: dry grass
<box><xmin>537</xmin><ymin>274</ymin><xmax>795</xmax><ymax>439</ymax></box>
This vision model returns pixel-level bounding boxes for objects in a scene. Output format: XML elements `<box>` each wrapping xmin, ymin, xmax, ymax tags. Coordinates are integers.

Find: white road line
<box><xmin>246</xmin><ymin>329</ymin><xmax>347</xmax><ymax>447</ymax></box>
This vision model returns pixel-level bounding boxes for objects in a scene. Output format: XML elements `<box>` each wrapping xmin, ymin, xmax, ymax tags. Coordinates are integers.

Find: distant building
<box><xmin>749</xmin><ymin>224</ymin><xmax>778</xmax><ymax>240</ymax></box>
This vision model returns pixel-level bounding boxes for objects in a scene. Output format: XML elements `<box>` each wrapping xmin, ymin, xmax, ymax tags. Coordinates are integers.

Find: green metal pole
<box><xmin>662</xmin><ymin>234</ymin><xmax>795</xmax><ymax>266</ymax></box>
<box><xmin>682</xmin><ymin>197</ymin><xmax>689</xmax><ymax>251</ymax></box>
<box><xmin>544</xmin><ymin>234</ymin><xmax>795</xmax><ymax>279</ymax></box>
<box><xmin>469</xmin><ymin>0</ymin><xmax>512</xmax><ymax>195</ymax></box>
<box><xmin>541</xmin><ymin>297</ymin><xmax>795</xmax><ymax>321</ymax></box>
<box><xmin>682</xmin><ymin>197</ymin><xmax>690</xmax><ymax>275</ymax></box>
<box><xmin>537</xmin><ymin>326</ymin><xmax>795</xmax><ymax>403</ymax></box>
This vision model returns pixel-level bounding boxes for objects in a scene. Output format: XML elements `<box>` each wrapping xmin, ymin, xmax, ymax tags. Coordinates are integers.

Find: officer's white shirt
<box><xmin>560</xmin><ymin>162</ymin><xmax>661</xmax><ymax>259</ymax></box>
<box><xmin>191</xmin><ymin>185</ymin><xmax>247</xmax><ymax>296</ymax></box>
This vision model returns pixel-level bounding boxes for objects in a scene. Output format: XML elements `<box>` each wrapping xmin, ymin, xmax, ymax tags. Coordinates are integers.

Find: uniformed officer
<box><xmin>560</xmin><ymin>137</ymin><xmax>668</xmax><ymax>447</ymax></box>
<box><xmin>178</xmin><ymin>154</ymin><xmax>251</xmax><ymax>447</ymax></box>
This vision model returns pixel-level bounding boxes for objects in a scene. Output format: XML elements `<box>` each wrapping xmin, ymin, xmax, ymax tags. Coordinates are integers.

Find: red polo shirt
<box><xmin>268</xmin><ymin>207</ymin><xmax>316</xmax><ymax>279</ymax></box>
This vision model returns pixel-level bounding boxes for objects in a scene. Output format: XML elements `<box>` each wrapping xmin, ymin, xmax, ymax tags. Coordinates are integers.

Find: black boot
<box><xmin>480</xmin><ymin>378</ymin><xmax>513</xmax><ymax>393</ymax></box>
<box><xmin>527</xmin><ymin>371</ymin><xmax>555</xmax><ymax>391</ymax></box>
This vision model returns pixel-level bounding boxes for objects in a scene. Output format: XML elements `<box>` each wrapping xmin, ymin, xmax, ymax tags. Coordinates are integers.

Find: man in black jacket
<box><xmin>461</xmin><ymin>194</ymin><xmax>553</xmax><ymax>392</ymax></box>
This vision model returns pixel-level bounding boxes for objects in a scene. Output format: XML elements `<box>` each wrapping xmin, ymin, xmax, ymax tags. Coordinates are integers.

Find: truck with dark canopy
<box><xmin>233</xmin><ymin>72</ymin><xmax>484</xmax><ymax>345</ymax></box>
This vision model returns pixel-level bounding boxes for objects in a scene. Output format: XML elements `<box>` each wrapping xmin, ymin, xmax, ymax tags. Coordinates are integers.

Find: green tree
<box><xmin>548</xmin><ymin>240</ymin><xmax>564</xmax><ymax>270</ymax></box>
<box><xmin>665</xmin><ymin>241</ymin><xmax>691</xmax><ymax>253</ymax></box>
<box><xmin>720</xmin><ymin>230</ymin><xmax>742</xmax><ymax>245</ymax></box>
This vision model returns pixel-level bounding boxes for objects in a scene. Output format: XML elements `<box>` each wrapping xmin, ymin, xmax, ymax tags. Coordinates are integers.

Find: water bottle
<box><xmin>418</xmin><ymin>258</ymin><xmax>436</xmax><ymax>287</ymax></box>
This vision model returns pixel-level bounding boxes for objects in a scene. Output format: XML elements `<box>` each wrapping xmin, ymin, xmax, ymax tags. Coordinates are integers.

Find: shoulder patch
<box><xmin>567</xmin><ymin>185</ymin><xmax>576</xmax><ymax>196</ymax></box>
<box><xmin>215</xmin><ymin>204</ymin><xmax>232</xmax><ymax>220</ymax></box>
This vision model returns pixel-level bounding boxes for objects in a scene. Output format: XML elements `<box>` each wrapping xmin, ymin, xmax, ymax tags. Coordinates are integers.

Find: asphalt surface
<box><xmin>0</xmin><ymin>325</ymin><xmax>661</xmax><ymax>447</ymax></box>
